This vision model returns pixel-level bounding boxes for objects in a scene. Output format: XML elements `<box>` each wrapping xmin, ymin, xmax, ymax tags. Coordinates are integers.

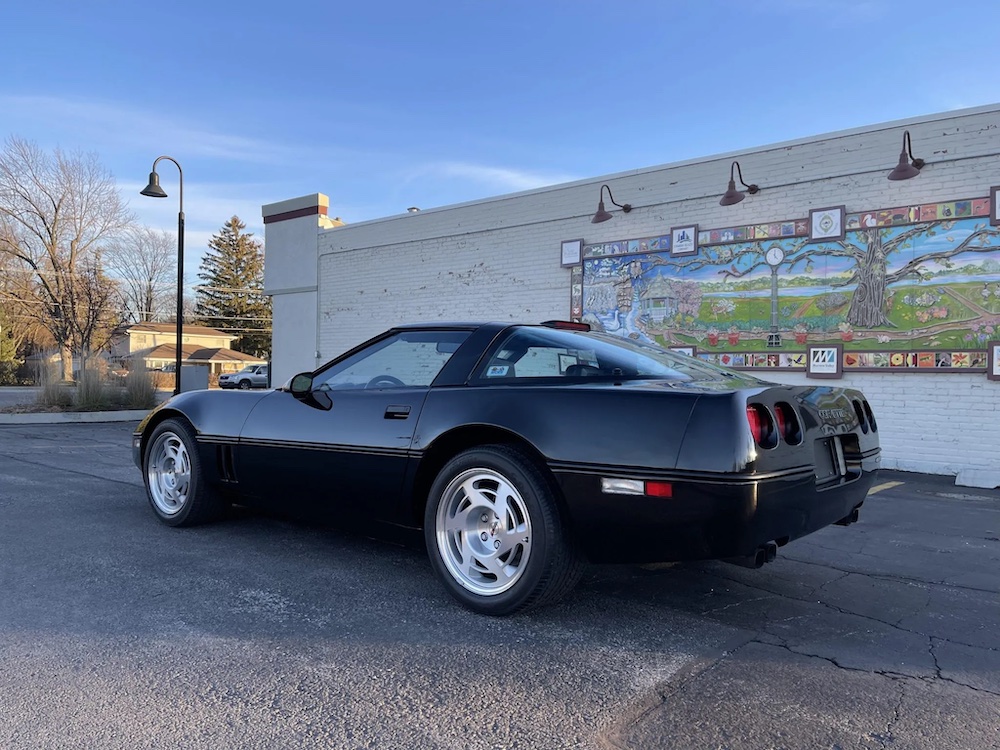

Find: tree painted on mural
<box><xmin>653</xmin><ymin>219</ymin><xmax>1000</xmax><ymax>329</ymax></box>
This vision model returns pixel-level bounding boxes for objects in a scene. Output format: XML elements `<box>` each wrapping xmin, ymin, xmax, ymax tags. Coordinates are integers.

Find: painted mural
<box><xmin>578</xmin><ymin>196</ymin><xmax>1000</xmax><ymax>372</ymax></box>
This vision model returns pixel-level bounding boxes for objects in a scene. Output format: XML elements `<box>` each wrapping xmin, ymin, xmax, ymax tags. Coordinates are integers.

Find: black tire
<box><xmin>424</xmin><ymin>444</ymin><xmax>584</xmax><ymax>615</ymax></box>
<box><xmin>238</xmin><ymin>379</ymin><xmax>252</xmax><ymax>390</ymax></box>
<box><xmin>143</xmin><ymin>418</ymin><xmax>226</xmax><ymax>527</ymax></box>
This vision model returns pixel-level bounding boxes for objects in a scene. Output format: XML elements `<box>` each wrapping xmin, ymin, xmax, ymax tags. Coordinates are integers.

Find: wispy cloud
<box><xmin>407</xmin><ymin>160</ymin><xmax>579</xmax><ymax>194</ymax></box>
<box><xmin>1</xmin><ymin>94</ymin><xmax>301</xmax><ymax>165</ymax></box>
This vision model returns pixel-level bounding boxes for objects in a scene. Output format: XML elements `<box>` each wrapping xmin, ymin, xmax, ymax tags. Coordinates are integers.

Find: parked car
<box><xmin>218</xmin><ymin>364</ymin><xmax>269</xmax><ymax>390</ymax></box>
<box><xmin>133</xmin><ymin>321</ymin><xmax>880</xmax><ymax>615</ymax></box>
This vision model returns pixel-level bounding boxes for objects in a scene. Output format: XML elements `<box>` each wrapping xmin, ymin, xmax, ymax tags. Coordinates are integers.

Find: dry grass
<box><xmin>76</xmin><ymin>368</ymin><xmax>111</xmax><ymax>410</ymax></box>
<box><xmin>35</xmin><ymin>364</ymin><xmax>74</xmax><ymax>409</ymax></box>
<box><xmin>124</xmin><ymin>365</ymin><xmax>157</xmax><ymax>409</ymax></box>
<box><xmin>18</xmin><ymin>361</ymin><xmax>160</xmax><ymax>413</ymax></box>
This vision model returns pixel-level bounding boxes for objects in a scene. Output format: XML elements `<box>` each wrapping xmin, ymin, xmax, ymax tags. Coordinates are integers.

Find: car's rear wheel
<box><xmin>144</xmin><ymin>418</ymin><xmax>226</xmax><ymax>527</ymax></box>
<box><xmin>238</xmin><ymin>379</ymin><xmax>251</xmax><ymax>390</ymax></box>
<box><xmin>424</xmin><ymin>445</ymin><xmax>584</xmax><ymax>615</ymax></box>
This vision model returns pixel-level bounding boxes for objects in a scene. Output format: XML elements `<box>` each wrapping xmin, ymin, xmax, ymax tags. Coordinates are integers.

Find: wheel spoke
<box><xmin>444</xmin><ymin>503</ymin><xmax>474</xmax><ymax>535</ymax></box>
<box><xmin>495</xmin><ymin>528</ymin><xmax>524</xmax><ymax>560</ymax></box>
<box><xmin>484</xmin><ymin>549</ymin><xmax>516</xmax><ymax>579</ymax></box>
<box><xmin>458</xmin><ymin>476</ymin><xmax>490</xmax><ymax>508</ymax></box>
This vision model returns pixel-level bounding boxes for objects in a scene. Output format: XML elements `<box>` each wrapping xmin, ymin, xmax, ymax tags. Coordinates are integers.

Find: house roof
<box><xmin>143</xmin><ymin>344</ymin><xmax>265</xmax><ymax>364</ymax></box>
<box><xmin>125</xmin><ymin>323</ymin><xmax>233</xmax><ymax>338</ymax></box>
<box><xmin>187</xmin><ymin>347</ymin><xmax>265</xmax><ymax>363</ymax></box>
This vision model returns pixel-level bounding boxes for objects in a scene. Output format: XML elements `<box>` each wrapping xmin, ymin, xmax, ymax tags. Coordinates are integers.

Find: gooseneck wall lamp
<box><xmin>887</xmin><ymin>130</ymin><xmax>925</xmax><ymax>181</ymax></box>
<box><xmin>719</xmin><ymin>161</ymin><xmax>760</xmax><ymax>206</ymax></box>
<box><xmin>591</xmin><ymin>184</ymin><xmax>632</xmax><ymax>223</ymax></box>
<box><xmin>140</xmin><ymin>156</ymin><xmax>184</xmax><ymax>396</ymax></box>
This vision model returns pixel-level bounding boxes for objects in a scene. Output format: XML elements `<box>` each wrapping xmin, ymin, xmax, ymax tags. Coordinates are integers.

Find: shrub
<box><xmin>0</xmin><ymin>360</ymin><xmax>20</xmax><ymax>386</ymax></box>
<box><xmin>124</xmin><ymin>365</ymin><xmax>157</xmax><ymax>409</ymax></box>
<box><xmin>35</xmin><ymin>363</ymin><xmax>73</xmax><ymax>409</ymax></box>
<box><xmin>76</xmin><ymin>368</ymin><xmax>111</xmax><ymax>411</ymax></box>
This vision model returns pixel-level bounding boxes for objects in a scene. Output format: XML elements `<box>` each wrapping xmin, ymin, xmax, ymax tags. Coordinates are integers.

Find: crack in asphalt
<box><xmin>783</xmin><ymin>554</ymin><xmax>1000</xmax><ymax>596</ymax></box>
<box><xmin>695</xmin><ymin>568</ymin><xmax>1000</xmax><ymax>672</ymax></box>
<box><xmin>869</xmin><ymin>679</ymin><xmax>905</xmax><ymax>750</ymax></box>
<box><xmin>699</xmin><ymin>594</ymin><xmax>775</xmax><ymax>616</ymax></box>
<box><xmin>811</xmin><ymin>569</ymin><xmax>852</xmax><ymax>597</ymax></box>
<box><xmin>924</xmin><ymin>635</ymin><xmax>1000</xmax><ymax>697</ymax></box>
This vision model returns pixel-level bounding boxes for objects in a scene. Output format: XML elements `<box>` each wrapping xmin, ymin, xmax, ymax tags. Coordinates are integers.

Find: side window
<box><xmin>477</xmin><ymin>330</ymin><xmax>599</xmax><ymax>380</ymax></box>
<box><xmin>313</xmin><ymin>331</ymin><xmax>470</xmax><ymax>390</ymax></box>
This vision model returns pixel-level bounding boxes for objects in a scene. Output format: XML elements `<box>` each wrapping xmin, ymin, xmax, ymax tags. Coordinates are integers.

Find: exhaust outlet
<box><xmin>723</xmin><ymin>541</ymin><xmax>779</xmax><ymax>569</ymax></box>
<box><xmin>723</xmin><ymin>547</ymin><xmax>767</xmax><ymax>568</ymax></box>
<box><xmin>835</xmin><ymin>506</ymin><xmax>861</xmax><ymax>526</ymax></box>
<box><xmin>763</xmin><ymin>541</ymin><xmax>778</xmax><ymax>564</ymax></box>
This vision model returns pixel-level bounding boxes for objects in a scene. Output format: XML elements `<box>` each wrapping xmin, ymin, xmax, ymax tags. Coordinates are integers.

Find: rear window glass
<box><xmin>476</xmin><ymin>327</ymin><xmax>759</xmax><ymax>384</ymax></box>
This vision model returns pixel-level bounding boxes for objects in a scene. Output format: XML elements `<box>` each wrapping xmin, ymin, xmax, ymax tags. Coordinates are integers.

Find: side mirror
<box><xmin>289</xmin><ymin>373</ymin><xmax>314</xmax><ymax>397</ymax></box>
<box><xmin>289</xmin><ymin>372</ymin><xmax>332</xmax><ymax>410</ymax></box>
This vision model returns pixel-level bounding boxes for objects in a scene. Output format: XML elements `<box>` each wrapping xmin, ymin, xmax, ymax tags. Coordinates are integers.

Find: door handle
<box><xmin>384</xmin><ymin>405</ymin><xmax>411</xmax><ymax>419</ymax></box>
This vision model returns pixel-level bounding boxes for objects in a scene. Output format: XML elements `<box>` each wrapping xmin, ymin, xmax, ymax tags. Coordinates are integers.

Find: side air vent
<box><xmin>216</xmin><ymin>444</ymin><xmax>238</xmax><ymax>483</ymax></box>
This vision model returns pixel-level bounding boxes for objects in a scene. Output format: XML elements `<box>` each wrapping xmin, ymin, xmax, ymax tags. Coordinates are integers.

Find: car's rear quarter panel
<box><xmin>415</xmin><ymin>381</ymin><xmax>879</xmax><ymax>564</ymax></box>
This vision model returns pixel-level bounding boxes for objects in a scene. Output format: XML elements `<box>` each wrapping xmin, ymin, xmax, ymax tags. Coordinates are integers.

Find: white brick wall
<box><xmin>267</xmin><ymin>104</ymin><xmax>1000</xmax><ymax>486</ymax></box>
<box><xmin>770</xmin><ymin>371</ymin><xmax>999</xmax><ymax>487</ymax></box>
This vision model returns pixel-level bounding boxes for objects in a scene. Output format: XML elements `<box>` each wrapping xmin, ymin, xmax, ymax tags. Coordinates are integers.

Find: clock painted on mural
<box><xmin>765</xmin><ymin>246</ymin><xmax>785</xmax><ymax>267</ymax></box>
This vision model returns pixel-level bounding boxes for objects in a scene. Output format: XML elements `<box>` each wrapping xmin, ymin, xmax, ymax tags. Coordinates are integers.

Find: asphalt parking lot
<box><xmin>0</xmin><ymin>421</ymin><xmax>998</xmax><ymax>749</ymax></box>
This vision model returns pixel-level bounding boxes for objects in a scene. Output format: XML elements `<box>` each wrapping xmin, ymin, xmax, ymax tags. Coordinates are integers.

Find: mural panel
<box><xmin>580</xmin><ymin>197</ymin><xmax>1000</xmax><ymax>372</ymax></box>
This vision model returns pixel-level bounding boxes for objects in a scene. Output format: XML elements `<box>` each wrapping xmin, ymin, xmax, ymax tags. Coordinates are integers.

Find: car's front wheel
<box><xmin>144</xmin><ymin>418</ymin><xmax>226</xmax><ymax>526</ymax></box>
<box><xmin>424</xmin><ymin>445</ymin><xmax>584</xmax><ymax>615</ymax></box>
<box><xmin>238</xmin><ymin>379</ymin><xmax>252</xmax><ymax>390</ymax></box>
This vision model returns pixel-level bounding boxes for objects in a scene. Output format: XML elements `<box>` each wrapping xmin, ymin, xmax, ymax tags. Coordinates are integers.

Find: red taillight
<box><xmin>863</xmin><ymin>400</ymin><xmax>878</xmax><ymax>432</ymax></box>
<box><xmin>774</xmin><ymin>402</ymin><xmax>802</xmax><ymax>445</ymax></box>
<box><xmin>746</xmin><ymin>404</ymin><xmax>777</xmax><ymax>448</ymax></box>
<box><xmin>852</xmin><ymin>399</ymin><xmax>868</xmax><ymax>433</ymax></box>
<box><xmin>774</xmin><ymin>405</ymin><xmax>786</xmax><ymax>437</ymax></box>
<box><xmin>645</xmin><ymin>480</ymin><xmax>673</xmax><ymax>498</ymax></box>
<box><xmin>746</xmin><ymin>405</ymin><xmax>763</xmax><ymax>444</ymax></box>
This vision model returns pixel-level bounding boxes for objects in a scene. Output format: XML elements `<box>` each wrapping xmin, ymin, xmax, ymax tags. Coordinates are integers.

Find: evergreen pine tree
<box><xmin>195</xmin><ymin>217</ymin><xmax>272</xmax><ymax>357</ymax></box>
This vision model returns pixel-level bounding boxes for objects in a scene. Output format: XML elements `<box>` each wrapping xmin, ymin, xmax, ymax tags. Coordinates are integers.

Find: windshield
<box><xmin>477</xmin><ymin>327</ymin><xmax>764</xmax><ymax>384</ymax></box>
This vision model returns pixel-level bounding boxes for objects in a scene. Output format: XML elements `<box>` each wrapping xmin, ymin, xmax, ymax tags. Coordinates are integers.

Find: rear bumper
<box><xmin>555</xmin><ymin>462</ymin><xmax>879</xmax><ymax>564</ymax></box>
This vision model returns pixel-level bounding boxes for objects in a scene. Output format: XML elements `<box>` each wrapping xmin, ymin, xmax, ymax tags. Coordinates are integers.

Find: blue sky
<box><xmin>3</xmin><ymin>0</ymin><xmax>999</xmax><ymax>272</ymax></box>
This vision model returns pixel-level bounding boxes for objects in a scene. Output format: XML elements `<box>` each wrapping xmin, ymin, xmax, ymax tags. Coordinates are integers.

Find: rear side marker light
<box><xmin>645</xmin><ymin>481</ymin><xmax>674</xmax><ymax>498</ymax></box>
<box><xmin>601</xmin><ymin>478</ymin><xmax>673</xmax><ymax>498</ymax></box>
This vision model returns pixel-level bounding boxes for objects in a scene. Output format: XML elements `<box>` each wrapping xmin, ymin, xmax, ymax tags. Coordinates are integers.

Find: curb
<box><xmin>0</xmin><ymin>410</ymin><xmax>150</xmax><ymax>426</ymax></box>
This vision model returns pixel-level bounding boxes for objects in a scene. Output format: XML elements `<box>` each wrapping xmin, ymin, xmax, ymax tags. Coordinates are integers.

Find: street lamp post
<box><xmin>140</xmin><ymin>156</ymin><xmax>184</xmax><ymax>396</ymax></box>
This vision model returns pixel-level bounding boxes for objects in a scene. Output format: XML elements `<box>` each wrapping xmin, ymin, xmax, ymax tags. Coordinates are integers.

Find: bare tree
<box><xmin>73</xmin><ymin>257</ymin><xmax>122</xmax><ymax>372</ymax></box>
<box><xmin>104</xmin><ymin>225</ymin><xmax>177</xmax><ymax>323</ymax></box>
<box><xmin>0</xmin><ymin>136</ymin><xmax>132</xmax><ymax>379</ymax></box>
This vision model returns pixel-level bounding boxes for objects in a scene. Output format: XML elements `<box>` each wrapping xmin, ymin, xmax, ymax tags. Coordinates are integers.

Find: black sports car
<box><xmin>133</xmin><ymin>321</ymin><xmax>880</xmax><ymax>615</ymax></box>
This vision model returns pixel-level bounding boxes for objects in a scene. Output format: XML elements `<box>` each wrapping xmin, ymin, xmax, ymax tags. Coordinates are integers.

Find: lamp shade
<box><xmin>140</xmin><ymin>171</ymin><xmax>168</xmax><ymax>198</ymax></box>
<box><xmin>719</xmin><ymin>179</ymin><xmax>745</xmax><ymax>206</ymax></box>
<box><xmin>887</xmin><ymin>150</ymin><xmax>921</xmax><ymax>181</ymax></box>
<box><xmin>591</xmin><ymin>199</ymin><xmax>613</xmax><ymax>224</ymax></box>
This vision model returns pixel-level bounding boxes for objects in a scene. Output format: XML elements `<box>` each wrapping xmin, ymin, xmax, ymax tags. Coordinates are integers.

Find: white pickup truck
<box><xmin>218</xmin><ymin>364</ymin><xmax>269</xmax><ymax>390</ymax></box>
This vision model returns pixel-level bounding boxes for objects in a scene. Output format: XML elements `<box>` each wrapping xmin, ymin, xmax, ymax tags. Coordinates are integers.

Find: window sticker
<box><xmin>486</xmin><ymin>365</ymin><xmax>510</xmax><ymax>377</ymax></box>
